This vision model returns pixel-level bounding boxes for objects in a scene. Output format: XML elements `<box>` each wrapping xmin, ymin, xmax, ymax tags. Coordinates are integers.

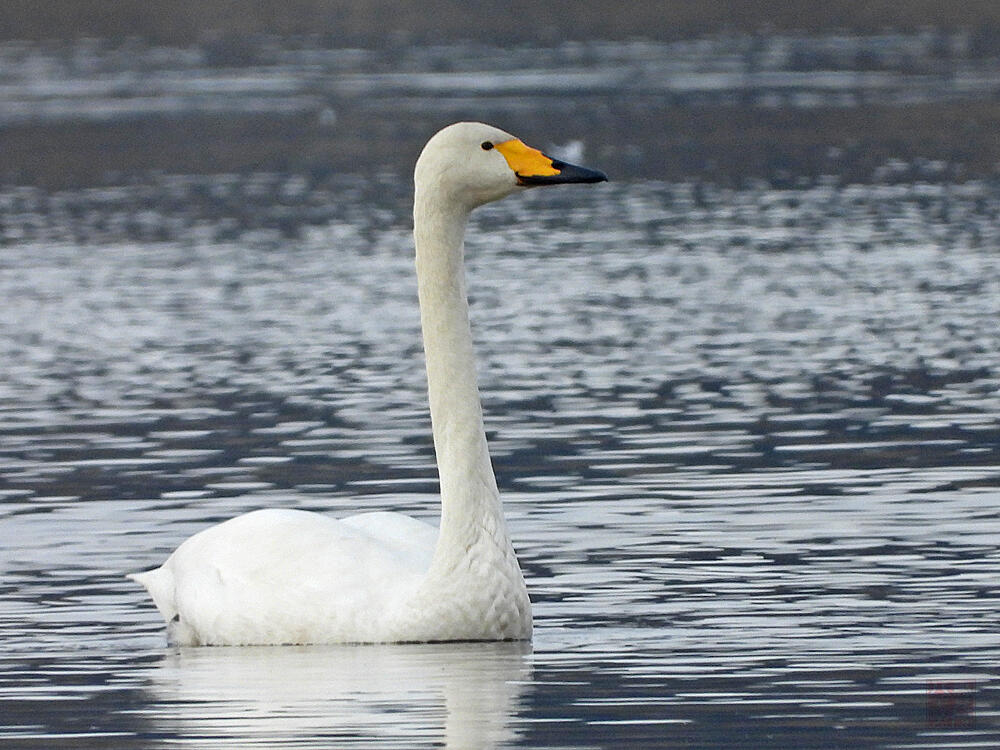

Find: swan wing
<box><xmin>340</xmin><ymin>511</ymin><xmax>437</xmax><ymax>569</ymax></box>
<box><xmin>131</xmin><ymin>508</ymin><xmax>435</xmax><ymax>645</ymax></box>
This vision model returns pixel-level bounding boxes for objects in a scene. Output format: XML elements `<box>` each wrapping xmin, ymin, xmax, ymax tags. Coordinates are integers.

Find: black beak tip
<box><xmin>518</xmin><ymin>160</ymin><xmax>609</xmax><ymax>186</ymax></box>
<box><xmin>552</xmin><ymin>159</ymin><xmax>608</xmax><ymax>184</ymax></box>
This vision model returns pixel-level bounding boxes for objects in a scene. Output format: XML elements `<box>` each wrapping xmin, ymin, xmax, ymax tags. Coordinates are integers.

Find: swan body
<box><xmin>130</xmin><ymin>122</ymin><xmax>606</xmax><ymax>645</ymax></box>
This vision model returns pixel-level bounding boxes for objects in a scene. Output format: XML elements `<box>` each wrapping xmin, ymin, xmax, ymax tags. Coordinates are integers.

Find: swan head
<box><xmin>415</xmin><ymin>122</ymin><xmax>607</xmax><ymax>211</ymax></box>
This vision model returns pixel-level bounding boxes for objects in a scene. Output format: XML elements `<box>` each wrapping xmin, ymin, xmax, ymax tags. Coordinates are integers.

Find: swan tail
<box><xmin>128</xmin><ymin>566</ymin><xmax>177</xmax><ymax>623</ymax></box>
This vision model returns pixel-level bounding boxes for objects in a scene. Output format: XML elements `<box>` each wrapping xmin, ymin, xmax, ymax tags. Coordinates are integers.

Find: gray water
<box><xmin>2</xmin><ymin>175</ymin><xmax>998</xmax><ymax>748</ymax></box>
<box><xmin>4</xmin><ymin>31</ymin><xmax>1000</xmax><ymax>126</ymax></box>
<box><xmin>2</xmin><ymin>32</ymin><xmax>1000</xmax><ymax>750</ymax></box>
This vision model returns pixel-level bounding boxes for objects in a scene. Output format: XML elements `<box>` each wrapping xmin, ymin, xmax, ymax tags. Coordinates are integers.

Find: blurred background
<box><xmin>2</xmin><ymin>0</ymin><xmax>1000</xmax><ymax>188</ymax></box>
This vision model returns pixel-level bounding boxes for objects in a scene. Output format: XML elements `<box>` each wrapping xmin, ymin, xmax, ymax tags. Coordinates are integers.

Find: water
<box><xmin>5</xmin><ymin>32</ymin><xmax>1000</xmax><ymax>185</ymax></box>
<box><xmin>2</xmin><ymin>174</ymin><xmax>998</xmax><ymax>747</ymax></box>
<box><xmin>4</xmin><ymin>32</ymin><xmax>999</xmax><ymax>125</ymax></box>
<box><xmin>2</xmin><ymin>34</ymin><xmax>1000</xmax><ymax>750</ymax></box>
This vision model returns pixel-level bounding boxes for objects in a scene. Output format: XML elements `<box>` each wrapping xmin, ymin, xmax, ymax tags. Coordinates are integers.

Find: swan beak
<box><xmin>495</xmin><ymin>138</ymin><xmax>608</xmax><ymax>186</ymax></box>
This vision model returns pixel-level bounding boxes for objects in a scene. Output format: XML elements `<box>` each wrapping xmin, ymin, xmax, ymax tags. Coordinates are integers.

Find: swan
<box><xmin>130</xmin><ymin>122</ymin><xmax>607</xmax><ymax>645</ymax></box>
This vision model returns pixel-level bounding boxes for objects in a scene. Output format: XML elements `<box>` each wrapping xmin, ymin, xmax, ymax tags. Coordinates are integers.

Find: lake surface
<box><xmin>2</xmin><ymin>174</ymin><xmax>999</xmax><ymax>748</ymax></box>
<box><xmin>2</xmin><ymin>32</ymin><xmax>1000</xmax><ymax>750</ymax></box>
<box><xmin>5</xmin><ymin>31</ymin><xmax>1000</xmax><ymax>185</ymax></box>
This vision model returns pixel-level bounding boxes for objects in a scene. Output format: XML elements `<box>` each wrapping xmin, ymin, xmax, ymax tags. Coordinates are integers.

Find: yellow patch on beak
<box><xmin>494</xmin><ymin>139</ymin><xmax>560</xmax><ymax>179</ymax></box>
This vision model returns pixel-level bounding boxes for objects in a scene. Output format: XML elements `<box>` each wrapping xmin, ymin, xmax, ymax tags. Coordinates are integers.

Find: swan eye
<box><xmin>481</xmin><ymin>141</ymin><xmax>494</xmax><ymax>151</ymax></box>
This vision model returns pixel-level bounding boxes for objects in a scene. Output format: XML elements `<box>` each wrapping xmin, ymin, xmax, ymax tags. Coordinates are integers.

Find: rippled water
<box><xmin>4</xmin><ymin>31</ymin><xmax>999</xmax><ymax>125</ymax></box>
<box><xmin>2</xmin><ymin>172</ymin><xmax>999</xmax><ymax>747</ymax></box>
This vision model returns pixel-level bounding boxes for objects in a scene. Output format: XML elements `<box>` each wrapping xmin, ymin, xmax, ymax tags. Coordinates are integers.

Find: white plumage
<box><xmin>130</xmin><ymin>122</ymin><xmax>606</xmax><ymax>645</ymax></box>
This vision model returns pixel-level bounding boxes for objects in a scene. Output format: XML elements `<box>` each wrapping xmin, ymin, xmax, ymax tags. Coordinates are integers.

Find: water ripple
<box><xmin>1</xmin><ymin>175</ymin><xmax>998</xmax><ymax>746</ymax></box>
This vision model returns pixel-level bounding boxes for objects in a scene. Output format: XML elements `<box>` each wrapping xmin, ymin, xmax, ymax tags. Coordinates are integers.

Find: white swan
<box><xmin>130</xmin><ymin>122</ymin><xmax>607</xmax><ymax>645</ymax></box>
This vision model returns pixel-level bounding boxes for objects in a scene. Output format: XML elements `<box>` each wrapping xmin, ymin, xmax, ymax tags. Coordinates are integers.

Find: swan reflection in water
<box><xmin>142</xmin><ymin>640</ymin><xmax>531</xmax><ymax>748</ymax></box>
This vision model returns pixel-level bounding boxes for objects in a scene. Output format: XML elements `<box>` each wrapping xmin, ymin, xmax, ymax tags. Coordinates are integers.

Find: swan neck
<box><xmin>413</xmin><ymin>194</ymin><xmax>505</xmax><ymax>548</ymax></box>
